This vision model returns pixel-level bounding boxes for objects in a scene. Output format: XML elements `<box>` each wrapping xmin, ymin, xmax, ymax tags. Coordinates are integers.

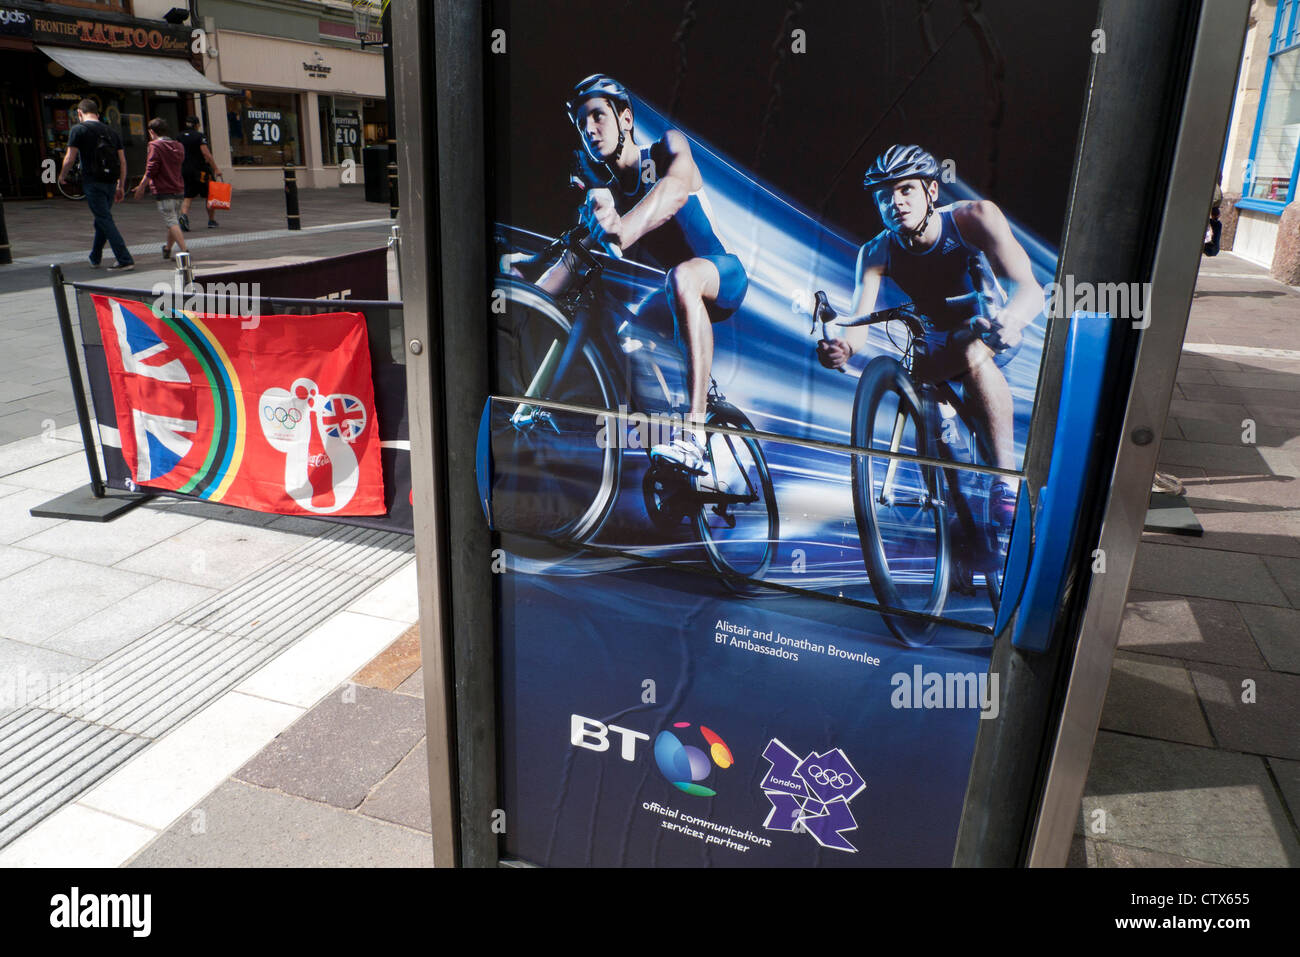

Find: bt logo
<box><xmin>570</xmin><ymin>714</ymin><xmax>735</xmax><ymax>797</ymax></box>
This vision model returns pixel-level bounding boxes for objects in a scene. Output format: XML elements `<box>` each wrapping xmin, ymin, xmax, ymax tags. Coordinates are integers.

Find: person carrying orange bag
<box><xmin>207</xmin><ymin>179</ymin><xmax>233</xmax><ymax>212</ymax></box>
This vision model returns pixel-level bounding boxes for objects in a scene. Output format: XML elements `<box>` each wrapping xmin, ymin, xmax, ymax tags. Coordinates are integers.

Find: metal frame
<box><xmin>1024</xmin><ymin>0</ymin><xmax>1250</xmax><ymax>867</ymax></box>
<box><xmin>393</xmin><ymin>0</ymin><xmax>498</xmax><ymax>867</ymax></box>
<box><xmin>956</xmin><ymin>0</ymin><xmax>1250</xmax><ymax>868</ymax></box>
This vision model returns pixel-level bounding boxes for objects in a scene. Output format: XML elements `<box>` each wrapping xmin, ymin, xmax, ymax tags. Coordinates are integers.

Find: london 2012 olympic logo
<box><xmin>653</xmin><ymin>722</ymin><xmax>734</xmax><ymax>797</ymax></box>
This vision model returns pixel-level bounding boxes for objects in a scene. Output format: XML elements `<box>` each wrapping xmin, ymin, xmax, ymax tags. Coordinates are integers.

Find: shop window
<box><xmin>1246</xmin><ymin>2</ymin><xmax>1300</xmax><ymax>204</ymax></box>
<box><xmin>227</xmin><ymin>90</ymin><xmax>304</xmax><ymax>166</ymax></box>
<box><xmin>318</xmin><ymin>95</ymin><xmax>363</xmax><ymax>167</ymax></box>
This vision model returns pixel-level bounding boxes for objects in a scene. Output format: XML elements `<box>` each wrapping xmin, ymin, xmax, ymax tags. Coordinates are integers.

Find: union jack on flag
<box><xmin>322</xmin><ymin>395</ymin><xmax>366</xmax><ymax>441</ymax></box>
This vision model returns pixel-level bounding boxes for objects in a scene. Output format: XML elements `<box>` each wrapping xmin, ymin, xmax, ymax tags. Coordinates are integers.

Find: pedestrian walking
<box><xmin>177</xmin><ymin>115</ymin><xmax>222</xmax><ymax>231</ymax></box>
<box><xmin>60</xmin><ymin>99</ymin><xmax>134</xmax><ymax>272</ymax></box>
<box><xmin>133</xmin><ymin>118</ymin><xmax>188</xmax><ymax>261</ymax></box>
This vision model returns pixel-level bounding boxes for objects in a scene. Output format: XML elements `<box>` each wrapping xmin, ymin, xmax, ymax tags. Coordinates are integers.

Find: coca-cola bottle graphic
<box><xmin>306</xmin><ymin>412</ymin><xmax>336</xmax><ymax>511</ymax></box>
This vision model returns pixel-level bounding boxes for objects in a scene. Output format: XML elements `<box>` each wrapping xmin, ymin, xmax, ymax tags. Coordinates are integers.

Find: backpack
<box><xmin>84</xmin><ymin>122</ymin><xmax>121</xmax><ymax>181</ymax></box>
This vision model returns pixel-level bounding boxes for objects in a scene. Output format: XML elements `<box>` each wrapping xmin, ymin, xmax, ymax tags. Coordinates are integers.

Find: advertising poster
<box><xmin>480</xmin><ymin>0</ymin><xmax>1099</xmax><ymax>865</ymax></box>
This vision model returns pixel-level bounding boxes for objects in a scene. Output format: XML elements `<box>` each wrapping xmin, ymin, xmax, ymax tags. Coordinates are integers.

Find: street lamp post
<box><xmin>352</xmin><ymin>0</ymin><xmax>396</xmax><ymax>217</ymax></box>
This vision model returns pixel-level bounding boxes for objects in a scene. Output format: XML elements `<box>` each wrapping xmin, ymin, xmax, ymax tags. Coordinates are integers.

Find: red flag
<box><xmin>92</xmin><ymin>294</ymin><xmax>385</xmax><ymax>516</ymax></box>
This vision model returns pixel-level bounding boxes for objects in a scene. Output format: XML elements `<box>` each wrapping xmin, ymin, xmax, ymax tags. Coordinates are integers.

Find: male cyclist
<box><xmin>816</xmin><ymin>145</ymin><xmax>1042</xmax><ymax>526</ymax></box>
<box><xmin>533</xmin><ymin>74</ymin><xmax>748</xmax><ymax>472</ymax></box>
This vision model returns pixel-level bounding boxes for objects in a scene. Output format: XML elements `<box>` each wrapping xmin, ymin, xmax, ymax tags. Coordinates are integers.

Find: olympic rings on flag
<box><xmin>262</xmin><ymin>405</ymin><xmax>304</xmax><ymax>429</ymax></box>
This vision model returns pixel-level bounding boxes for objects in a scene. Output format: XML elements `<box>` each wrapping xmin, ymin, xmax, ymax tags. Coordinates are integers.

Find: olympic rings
<box><xmin>806</xmin><ymin>766</ymin><xmax>854</xmax><ymax>789</ymax></box>
<box><xmin>262</xmin><ymin>405</ymin><xmax>303</xmax><ymax>428</ymax></box>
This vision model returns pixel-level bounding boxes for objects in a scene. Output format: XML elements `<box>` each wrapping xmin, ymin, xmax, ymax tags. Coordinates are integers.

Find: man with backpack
<box><xmin>60</xmin><ymin>100</ymin><xmax>134</xmax><ymax>272</ymax></box>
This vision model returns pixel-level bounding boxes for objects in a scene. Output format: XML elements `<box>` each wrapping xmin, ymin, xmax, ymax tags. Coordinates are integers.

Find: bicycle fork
<box><xmin>509</xmin><ymin>303</ymin><xmax>598</xmax><ymax>431</ymax></box>
<box><xmin>877</xmin><ymin>409</ymin><xmax>934</xmax><ymax>509</ymax></box>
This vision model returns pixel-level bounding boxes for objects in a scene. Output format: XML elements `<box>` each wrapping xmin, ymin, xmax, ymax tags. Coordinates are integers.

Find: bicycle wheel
<box><xmin>694</xmin><ymin>403</ymin><xmax>779</xmax><ymax>589</ymax></box>
<box><xmin>851</xmin><ymin>356</ymin><xmax>950</xmax><ymax>645</ymax></box>
<box><xmin>487</xmin><ymin>277</ymin><xmax>621</xmax><ymax>545</ymax></box>
<box><xmin>59</xmin><ymin>175</ymin><xmax>84</xmax><ymax>201</ymax></box>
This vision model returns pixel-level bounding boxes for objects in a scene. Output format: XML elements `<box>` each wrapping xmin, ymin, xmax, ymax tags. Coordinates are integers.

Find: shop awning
<box><xmin>38</xmin><ymin>46</ymin><xmax>237</xmax><ymax>95</ymax></box>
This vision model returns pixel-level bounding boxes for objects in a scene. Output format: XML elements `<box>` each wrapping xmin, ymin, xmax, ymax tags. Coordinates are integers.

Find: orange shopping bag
<box><xmin>207</xmin><ymin>180</ymin><xmax>232</xmax><ymax>211</ymax></box>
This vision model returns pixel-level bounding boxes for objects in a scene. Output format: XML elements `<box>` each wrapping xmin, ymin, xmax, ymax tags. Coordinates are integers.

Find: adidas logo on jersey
<box><xmin>941</xmin><ymin>238</ymin><xmax>960</xmax><ymax>253</ymax></box>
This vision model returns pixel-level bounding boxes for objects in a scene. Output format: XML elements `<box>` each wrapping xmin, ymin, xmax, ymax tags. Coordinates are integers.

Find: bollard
<box><xmin>387</xmin><ymin>161</ymin><xmax>398</xmax><ymax>220</ymax></box>
<box><xmin>284</xmin><ymin>164</ymin><xmax>301</xmax><ymax>231</ymax></box>
<box><xmin>174</xmin><ymin>250</ymin><xmax>194</xmax><ymax>288</ymax></box>
<box><xmin>0</xmin><ymin>193</ymin><xmax>11</xmax><ymax>265</ymax></box>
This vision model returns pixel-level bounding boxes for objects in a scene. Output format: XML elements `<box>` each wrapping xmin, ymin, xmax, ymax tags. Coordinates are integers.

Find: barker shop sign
<box><xmin>33</xmin><ymin>13</ymin><xmax>191</xmax><ymax>54</ymax></box>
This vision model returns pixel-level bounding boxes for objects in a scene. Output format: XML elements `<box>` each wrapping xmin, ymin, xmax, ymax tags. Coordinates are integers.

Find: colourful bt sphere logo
<box><xmin>654</xmin><ymin>722</ymin><xmax>734</xmax><ymax>796</ymax></box>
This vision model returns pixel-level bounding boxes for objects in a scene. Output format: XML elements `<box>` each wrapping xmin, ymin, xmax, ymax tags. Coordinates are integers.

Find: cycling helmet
<box><xmin>863</xmin><ymin>145</ymin><xmax>941</xmax><ymax>190</ymax></box>
<box><xmin>566</xmin><ymin>74</ymin><xmax>632</xmax><ymax>127</ymax></box>
<box><xmin>566</xmin><ymin>74</ymin><xmax>633</xmax><ymax>185</ymax></box>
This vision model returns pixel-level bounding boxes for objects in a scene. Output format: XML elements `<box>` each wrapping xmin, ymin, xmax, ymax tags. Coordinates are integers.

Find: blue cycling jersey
<box><xmin>864</xmin><ymin>204</ymin><xmax>984</xmax><ymax>332</ymax></box>
<box><xmin>612</xmin><ymin>140</ymin><xmax>729</xmax><ymax>269</ymax></box>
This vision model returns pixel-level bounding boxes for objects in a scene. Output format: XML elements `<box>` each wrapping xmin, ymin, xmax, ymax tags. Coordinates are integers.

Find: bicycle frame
<box><xmin>501</xmin><ymin>229</ymin><xmax>762</xmax><ymax>516</ymax></box>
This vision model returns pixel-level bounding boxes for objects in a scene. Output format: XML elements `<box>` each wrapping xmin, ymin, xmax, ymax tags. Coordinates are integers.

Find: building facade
<box><xmin>0</xmin><ymin>0</ymin><xmax>384</xmax><ymax>200</ymax></box>
<box><xmin>0</xmin><ymin>0</ymin><xmax>226</xmax><ymax>199</ymax></box>
<box><xmin>1220</xmin><ymin>0</ymin><xmax>1300</xmax><ymax>282</ymax></box>
<box><xmin>191</xmin><ymin>0</ymin><xmax>385</xmax><ymax>192</ymax></box>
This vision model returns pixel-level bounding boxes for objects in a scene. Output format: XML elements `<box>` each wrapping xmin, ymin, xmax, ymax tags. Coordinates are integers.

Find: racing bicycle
<box><xmin>812</xmin><ymin>263</ymin><xmax>1014</xmax><ymax>645</ymax></box>
<box><xmin>485</xmin><ymin>225</ymin><xmax>779</xmax><ymax>589</ymax></box>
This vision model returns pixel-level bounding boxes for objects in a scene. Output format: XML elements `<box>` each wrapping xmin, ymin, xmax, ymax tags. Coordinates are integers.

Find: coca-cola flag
<box><xmin>92</xmin><ymin>294</ymin><xmax>385</xmax><ymax>516</ymax></box>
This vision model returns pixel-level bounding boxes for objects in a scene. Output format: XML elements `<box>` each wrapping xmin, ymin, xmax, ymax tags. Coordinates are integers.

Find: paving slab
<box><xmin>79</xmin><ymin>690</ymin><xmax>303</xmax><ymax>830</ymax></box>
<box><xmin>0</xmin><ymin>449</ymin><xmax>90</xmax><ymax>494</ymax></box>
<box><xmin>1263</xmin><ymin>556</ymin><xmax>1300</xmax><ymax>608</ymax></box>
<box><xmin>0</xmin><ymin>438</ymin><xmax>82</xmax><ymax>480</ymax></box>
<box><xmin>36</xmin><ymin>579</ymin><xmax>218</xmax><ymax>660</ymax></box>
<box><xmin>126</xmin><ymin>780</ymin><xmax>433</xmax><ymax>868</ymax></box>
<box><xmin>0</xmin><ymin>802</ymin><xmax>158</xmax><ymax>868</ymax></box>
<box><xmin>234</xmin><ymin>683</ymin><xmax>425</xmax><ymax>810</ymax></box>
<box><xmin>0</xmin><ymin>557</ymin><xmax>155</xmax><ymax>644</ymax></box>
<box><xmin>0</xmin><ymin>486</ymin><xmax>73</xmax><ymax>545</ymax></box>
<box><xmin>1090</xmin><ymin>841</ymin><xmax>1225</xmax><ymax>868</ymax></box>
<box><xmin>358</xmin><ymin>739</ymin><xmax>432</xmax><ymax>833</ymax></box>
<box><xmin>233</xmin><ymin>611</ymin><xmax>410</xmax><ymax>708</ymax></box>
<box><xmin>1130</xmin><ymin>542</ymin><xmax>1290</xmax><ymax>607</ymax></box>
<box><xmin>1117</xmin><ymin>590</ymin><xmax>1265</xmax><ymax>668</ymax></box>
<box><xmin>352</xmin><ymin>625</ymin><xmax>420</xmax><ymax>690</ymax></box>
<box><xmin>346</xmin><ymin>562</ymin><xmax>419</xmax><ymax>623</ymax></box>
<box><xmin>1268</xmin><ymin>758</ymin><xmax>1300</xmax><ymax>825</ymax></box>
<box><xmin>1081</xmin><ymin>732</ymin><xmax>1299</xmax><ymax>867</ymax></box>
<box><xmin>1099</xmin><ymin>653</ymin><xmax>1215</xmax><ymax>747</ymax></box>
<box><xmin>0</xmin><ymin>639</ymin><xmax>94</xmax><ymax>719</ymax></box>
<box><xmin>1140</xmin><ymin>508</ymin><xmax>1300</xmax><ymax>560</ymax></box>
<box><xmin>16</xmin><ymin>505</ymin><xmax>204</xmax><ymax>566</ymax></box>
<box><xmin>0</xmin><ymin>544</ymin><xmax>49</xmax><ymax>581</ymax></box>
<box><xmin>113</xmin><ymin>518</ymin><xmax>317</xmax><ymax>587</ymax></box>
<box><xmin>1175</xmin><ymin>417</ymin><xmax>1299</xmax><ymax>450</ymax></box>
<box><xmin>396</xmin><ymin>666</ymin><xmax>425</xmax><ymax>699</ymax></box>
<box><xmin>1187</xmin><ymin>664</ymin><xmax>1300</xmax><ymax>760</ymax></box>
<box><xmin>1237</xmin><ymin>604</ymin><xmax>1300</xmax><ymax>675</ymax></box>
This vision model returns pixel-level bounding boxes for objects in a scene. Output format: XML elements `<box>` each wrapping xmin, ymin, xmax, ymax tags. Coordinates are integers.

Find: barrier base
<box><xmin>29</xmin><ymin>485</ymin><xmax>147</xmax><ymax>522</ymax></box>
<box><xmin>1144</xmin><ymin>491</ymin><xmax>1204</xmax><ymax>537</ymax></box>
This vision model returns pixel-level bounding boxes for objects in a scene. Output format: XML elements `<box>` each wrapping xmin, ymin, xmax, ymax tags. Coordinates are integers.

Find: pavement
<box><xmin>0</xmin><ymin>188</ymin><xmax>1296</xmax><ymax>868</ymax></box>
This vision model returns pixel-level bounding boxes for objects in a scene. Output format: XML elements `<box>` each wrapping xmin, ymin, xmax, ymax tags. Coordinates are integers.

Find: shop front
<box><xmin>1224</xmin><ymin>0</ymin><xmax>1300</xmax><ymax>276</ymax></box>
<box><xmin>206</xmin><ymin>31</ymin><xmax>384</xmax><ymax>192</ymax></box>
<box><xmin>0</xmin><ymin>1</ymin><xmax>232</xmax><ymax>199</ymax></box>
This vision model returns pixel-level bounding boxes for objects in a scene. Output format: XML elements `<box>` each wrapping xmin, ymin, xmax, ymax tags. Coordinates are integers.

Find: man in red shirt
<box><xmin>133</xmin><ymin>118</ymin><xmax>188</xmax><ymax>261</ymax></box>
